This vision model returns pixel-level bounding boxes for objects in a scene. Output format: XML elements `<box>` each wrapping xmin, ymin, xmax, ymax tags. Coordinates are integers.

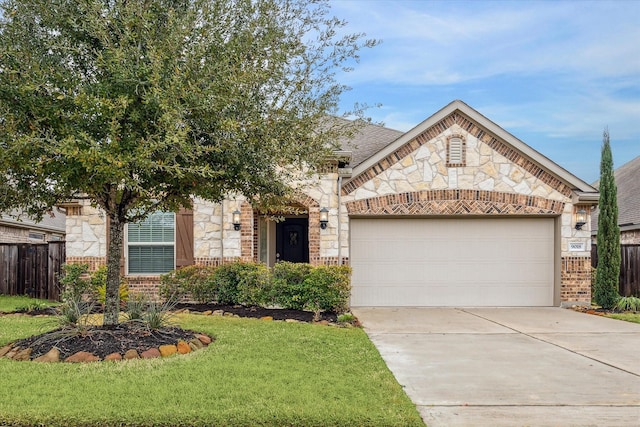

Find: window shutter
<box><xmin>175</xmin><ymin>208</ymin><xmax>194</xmax><ymax>268</ymax></box>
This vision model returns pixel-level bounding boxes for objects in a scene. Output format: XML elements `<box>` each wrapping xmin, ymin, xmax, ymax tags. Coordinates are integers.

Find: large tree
<box><xmin>593</xmin><ymin>129</ymin><xmax>621</xmax><ymax>309</ymax></box>
<box><xmin>0</xmin><ymin>0</ymin><xmax>376</xmax><ymax>324</ymax></box>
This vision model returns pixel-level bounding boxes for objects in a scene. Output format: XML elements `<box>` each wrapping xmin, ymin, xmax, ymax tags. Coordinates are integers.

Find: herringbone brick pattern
<box><xmin>346</xmin><ymin>189</ymin><xmax>564</xmax><ymax>216</ymax></box>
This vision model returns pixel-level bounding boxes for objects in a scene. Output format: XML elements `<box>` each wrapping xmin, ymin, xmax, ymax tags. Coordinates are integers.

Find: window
<box><xmin>28</xmin><ymin>232</ymin><xmax>45</xmax><ymax>241</ymax></box>
<box><xmin>446</xmin><ymin>134</ymin><xmax>466</xmax><ymax>167</ymax></box>
<box><xmin>127</xmin><ymin>212</ymin><xmax>175</xmax><ymax>274</ymax></box>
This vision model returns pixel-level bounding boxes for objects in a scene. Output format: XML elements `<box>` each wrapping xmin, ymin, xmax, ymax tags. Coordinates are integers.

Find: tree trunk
<box><xmin>105</xmin><ymin>215</ymin><xmax>125</xmax><ymax>325</ymax></box>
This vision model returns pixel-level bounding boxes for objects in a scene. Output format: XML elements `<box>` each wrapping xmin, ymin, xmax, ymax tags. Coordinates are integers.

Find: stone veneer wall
<box><xmin>65</xmin><ymin>200</ymin><xmax>107</xmax><ymax>261</ymax></box>
<box><xmin>338</xmin><ymin>112</ymin><xmax>593</xmax><ymax>305</ymax></box>
<box><xmin>62</xmin><ymin>110</ymin><xmax>596</xmax><ymax>305</ymax></box>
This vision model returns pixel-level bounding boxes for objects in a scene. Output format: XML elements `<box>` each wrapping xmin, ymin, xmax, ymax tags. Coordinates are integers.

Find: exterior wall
<box><xmin>297</xmin><ymin>172</ymin><xmax>346</xmax><ymax>264</ymax></box>
<box><xmin>0</xmin><ymin>224</ymin><xmax>64</xmax><ymax>243</ymax></box>
<box><xmin>621</xmin><ymin>229</ymin><xmax>640</xmax><ymax>245</ymax></box>
<box><xmin>0</xmin><ymin>210</ymin><xmax>66</xmax><ymax>243</ymax></box>
<box><xmin>62</xmin><ymin>108</ymin><xmax>595</xmax><ymax>305</ymax></box>
<box><xmin>339</xmin><ymin>115</ymin><xmax>593</xmax><ymax>305</ymax></box>
<box><xmin>65</xmin><ymin>200</ymin><xmax>107</xmax><ymax>261</ymax></box>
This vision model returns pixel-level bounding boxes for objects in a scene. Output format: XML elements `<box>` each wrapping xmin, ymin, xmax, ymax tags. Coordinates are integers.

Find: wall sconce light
<box><xmin>574</xmin><ymin>208</ymin><xmax>587</xmax><ymax>230</ymax></box>
<box><xmin>232</xmin><ymin>209</ymin><xmax>241</xmax><ymax>231</ymax></box>
<box><xmin>319</xmin><ymin>207</ymin><xmax>329</xmax><ymax>230</ymax></box>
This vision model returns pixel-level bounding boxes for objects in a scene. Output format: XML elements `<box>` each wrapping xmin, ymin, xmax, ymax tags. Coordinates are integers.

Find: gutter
<box><xmin>573</xmin><ymin>191</ymin><xmax>600</xmax><ymax>205</ymax></box>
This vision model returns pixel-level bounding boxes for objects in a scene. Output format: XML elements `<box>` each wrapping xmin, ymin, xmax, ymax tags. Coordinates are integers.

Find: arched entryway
<box><xmin>250</xmin><ymin>194</ymin><xmax>321</xmax><ymax>266</ymax></box>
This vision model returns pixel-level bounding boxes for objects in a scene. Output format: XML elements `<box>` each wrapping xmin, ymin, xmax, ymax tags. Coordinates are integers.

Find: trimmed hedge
<box><xmin>160</xmin><ymin>261</ymin><xmax>352</xmax><ymax>314</ymax></box>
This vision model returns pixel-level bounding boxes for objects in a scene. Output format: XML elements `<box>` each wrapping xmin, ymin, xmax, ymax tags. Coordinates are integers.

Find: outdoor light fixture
<box><xmin>319</xmin><ymin>207</ymin><xmax>329</xmax><ymax>230</ymax></box>
<box><xmin>232</xmin><ymin>209</ymin><xmax>241</xmax><ymax>231</ymax></box>
<box><xmin>574</xmin><ymin>208</ymin><xmax>587</xmax><ymax>230</ymax></box>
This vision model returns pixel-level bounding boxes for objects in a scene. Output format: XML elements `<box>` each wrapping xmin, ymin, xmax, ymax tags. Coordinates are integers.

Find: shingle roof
<box><xmin>591</xmin><ymin>155</ymin><xmax>640</xmax><ymax>231</ymax></box>
<box><xmin>0</xmin><ymin>210</ymin><xmax>66</xmax><ymax>233</ymax></box>
<box><xmin>336</xmin><ymin>121</ymin><xmax>404</xmax><ymax>167</ymax></box>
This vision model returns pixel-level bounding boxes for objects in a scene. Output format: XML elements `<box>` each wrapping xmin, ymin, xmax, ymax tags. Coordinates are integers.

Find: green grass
<box><xmin>606</xmin><ymin>312</ymin><xmax>640</xmax><ymax>324</ymax></box>
<box><xmin>0</xmin><ymin>294</ymin><xmax>59</xmax><ymax>313</ymax></box>
<box><xmin>0</xmin><ymin>313</ymin><xmax>424</xmax><ymax>427</ymax></box>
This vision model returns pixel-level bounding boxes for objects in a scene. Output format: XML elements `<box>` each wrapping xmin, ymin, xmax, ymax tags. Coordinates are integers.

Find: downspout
<box><xmin>220</xmin><ymin>200</ymin><xmax>225</xmax><ymax>261</ymax></box>
<box><xmin>336</xmin><ymin>158</ymin><xmax>352</xmax><ymax>266</ymax></box>
<box><xmin>337</xmin><ymin>175</ymin><xmax>342</xmax><ymax>265</ymax></box>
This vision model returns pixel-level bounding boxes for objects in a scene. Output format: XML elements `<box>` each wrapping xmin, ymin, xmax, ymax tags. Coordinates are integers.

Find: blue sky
<box><xmin>332</xmin><ymin>0</ymin><xmax>640</xmax><ymax>184</ymax></box>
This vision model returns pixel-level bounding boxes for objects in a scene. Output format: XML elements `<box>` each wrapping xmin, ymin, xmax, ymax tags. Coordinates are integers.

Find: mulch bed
<box><xmin>2</xmin><ymin>303</ymin><xmax>341</xmax><ymax>361</ymax></box>
<box><xmin>11</xmin><ymin>323</ymin><xmax>200</xmax><ymax>360</ymax></box>
<box><xmin>172</xmin><ymin>303</ymin><xmax>338</xmax><ymax>323</ymax></box>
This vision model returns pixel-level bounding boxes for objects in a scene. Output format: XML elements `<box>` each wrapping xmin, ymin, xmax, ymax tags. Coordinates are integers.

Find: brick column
<box><xmin>560</xmin><ymin>256</ymin><xmax>591</xmax><ymax>304</ymax></box>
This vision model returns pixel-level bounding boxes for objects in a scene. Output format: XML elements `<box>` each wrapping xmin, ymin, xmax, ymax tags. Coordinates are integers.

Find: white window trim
<box><xmin>125</xmin><ymin>212</ymin><xmax>176</xmax><ymax>276</ymax></box>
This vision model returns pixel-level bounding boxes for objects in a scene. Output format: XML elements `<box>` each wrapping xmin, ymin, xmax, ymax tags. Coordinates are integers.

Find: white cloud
<box><xmin>333</xmin><ymin>0</ymin><xmax>640</xmax><ymax>182</ymax></box>
<box><xmin>334</xmin><ymin>0</ymin><xmax>640</xmax><ymax>86</ymax></box>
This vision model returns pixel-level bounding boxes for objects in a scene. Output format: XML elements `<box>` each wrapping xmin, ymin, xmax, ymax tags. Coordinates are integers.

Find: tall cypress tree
<box><xmin>593</xmin><ymin>129</ymin><xmax>621</xmax><ymax>308</ymax></box>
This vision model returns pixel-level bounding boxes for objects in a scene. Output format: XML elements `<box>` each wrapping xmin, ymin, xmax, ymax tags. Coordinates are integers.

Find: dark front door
<box><xmin>276</xmin><ymin>218</ymin><xmax>309</xmax><ymax>263</ymax></box>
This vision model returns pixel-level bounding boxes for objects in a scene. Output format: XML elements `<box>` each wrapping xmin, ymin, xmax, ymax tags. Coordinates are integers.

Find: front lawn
<box><xmin>606</xmin><ymin>312</ymin><xmax>640</xmax><ymax>324</ymax></box>
<box><xmin>0</xmin><ymin>313</ymin><xmax>424</xmax><ymax>426</ymax></box>
<box><xmin>0</xmin><ymin>294</ymin><xmax>59</xmax><ymax>313</ymax></box>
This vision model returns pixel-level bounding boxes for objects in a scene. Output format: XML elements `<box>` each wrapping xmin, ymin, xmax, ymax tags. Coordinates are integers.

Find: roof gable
<box><xmin>343</xmin><ymin>100</ymin><xmax>597</xmax><ymax>197</ymax></box>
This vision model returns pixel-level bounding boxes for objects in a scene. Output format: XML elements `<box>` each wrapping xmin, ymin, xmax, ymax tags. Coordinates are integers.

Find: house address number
<box><xmin>569</xmin><ymin>241</ymin><xmax>586</xmax><ymax>252</ymax></box>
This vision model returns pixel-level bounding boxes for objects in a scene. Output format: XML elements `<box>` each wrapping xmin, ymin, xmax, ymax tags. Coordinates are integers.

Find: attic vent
<box><xmin>446</xmin><ymin>134</ymin><xmax>466</xmax><ymax>167</ymax></box>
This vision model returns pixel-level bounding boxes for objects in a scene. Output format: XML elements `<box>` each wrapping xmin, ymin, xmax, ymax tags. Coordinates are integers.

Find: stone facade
<box><xmin>63</xmin><ymin>102</ymin><xmax>597</xmax><ymax>306</ymax></box>
<box><xmin>338</xmin><ymin>108</ymin><xmax>593</xmax><ymax>305</ymax></box>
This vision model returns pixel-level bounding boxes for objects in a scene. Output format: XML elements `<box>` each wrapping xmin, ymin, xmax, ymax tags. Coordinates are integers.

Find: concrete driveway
<box><xmin>352</xmin><ymin>307</ymin><xmax>640</xmax><ymax>426</ymax></box>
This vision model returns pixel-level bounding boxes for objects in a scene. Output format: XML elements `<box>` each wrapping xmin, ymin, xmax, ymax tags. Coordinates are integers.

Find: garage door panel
<box><xmin>350</xmin><ymin>218</ymin><xmax>554</xmax><ymax>307</ymax></box>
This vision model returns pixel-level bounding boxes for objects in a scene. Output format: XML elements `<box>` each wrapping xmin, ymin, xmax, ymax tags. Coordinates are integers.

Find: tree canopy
<box><xmin>0</xmin><ymin>0</ymin><xmax>376</xmax><ymax>324</ymax></box>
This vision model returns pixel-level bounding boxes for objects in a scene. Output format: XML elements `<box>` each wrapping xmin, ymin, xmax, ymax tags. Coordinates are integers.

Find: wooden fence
<box><xmin>592</xmin><ymin>244</ymin><xmax>640</xmax><ymax>297</ymax></box>
<box><xmin>0</xmin><ymin>241</ymin><xmax>65</xmax><ymax>301</ymax></box>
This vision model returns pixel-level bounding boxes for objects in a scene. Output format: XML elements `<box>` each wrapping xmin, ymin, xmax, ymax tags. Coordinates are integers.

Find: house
<box><xmin>0</xmin><ymin>210</ymin><xmax>66</xmax><ymax>243</ymax></box>
<box><xmin>65</xmin><ymin>100</ymin><xmax>598</xmax><ymax>306</ymax></box>
<box><xmin>591</xmin><ymin>155</ymin><xmax>640</xmax><ymax>244</ymax></box>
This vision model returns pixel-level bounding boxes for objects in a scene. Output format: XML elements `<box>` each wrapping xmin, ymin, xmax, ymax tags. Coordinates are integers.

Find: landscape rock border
<box><xmin>0</xmin><ymin>332</ymin><xmax>213</xmax><ymax>363</ymax></box>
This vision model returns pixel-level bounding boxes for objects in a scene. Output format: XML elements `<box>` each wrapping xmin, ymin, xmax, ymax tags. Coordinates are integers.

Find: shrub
<box><xmin>271</xmin><ymin>262</ymin><xmax>313</xmax><ymax>310</ymax></box>
<box><xmin>214</xmin><ymin>261</ymin><xmax>268</xmax><ymax>305</ymax></box>
<box><xmin>236</xmin><ymin>263</ymin><xmax>272</xmax><ymax>306</ymax></box>
<box><xmin>302</xmin><ymin>265</ymin><xmax>352</xmax><ymax>318</ymax></box>
<box><xmin>182</xmin><ymin>265</ymin><xmax>217</xmax><ymax>304</ymax></box>
<box><xmin>142</xmin><ymin>300</ymin><xmax>177</xmax><ymax>329</ymax></box>
<box><xmin>159</xmin><ymin>265</ymin><xmax>215</xmax><ymax>303</ymax></box>
<box><xmin>614</xmin><ymin>296</ymin><xmax>640</xmax><ymax>313</ymax></box>
<box><xmin>58</xmin><ymin>264</ymin><xmax>92</xmax><ymax>303</ymax></box>
<box><xmin>337</xmin><ymin>313</ymin><xmax>355</xmax><ymax>324</ymax></box>
<box><xmin>91</xmin><ymin>266</ymin><xmax>129</xmax><ymax>307</ymax></box>
<box><xmin>125</xmin><ymin>293</ymin><xmax>147</xmax><ymax>321</ymax></box>
<box><xmin>57</xmin><ymin>264</ymin><xmax>96</xmax><ymax>326</ymax></box>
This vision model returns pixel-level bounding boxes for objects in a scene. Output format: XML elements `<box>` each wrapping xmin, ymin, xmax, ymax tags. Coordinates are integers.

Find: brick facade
<box><xmin>64</xmin><ymin>102</ymin><xmax>597</xmax><ymax>306</ymax></box>
<box><xmin>346</xmin><ymin>189</ymin><xmax>564</xmax><ymax>216</ymax></box>
<box><xmin>560</xmin><ymin>257</ymin><xmax>592</xmax><ymax>304</ymax></box>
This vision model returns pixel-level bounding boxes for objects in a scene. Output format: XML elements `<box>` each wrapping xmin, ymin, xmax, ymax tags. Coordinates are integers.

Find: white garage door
<box><xmin>350</xmin><ymin>218</ymin><xmax>555</xmax><ymax>307</ymax></box>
